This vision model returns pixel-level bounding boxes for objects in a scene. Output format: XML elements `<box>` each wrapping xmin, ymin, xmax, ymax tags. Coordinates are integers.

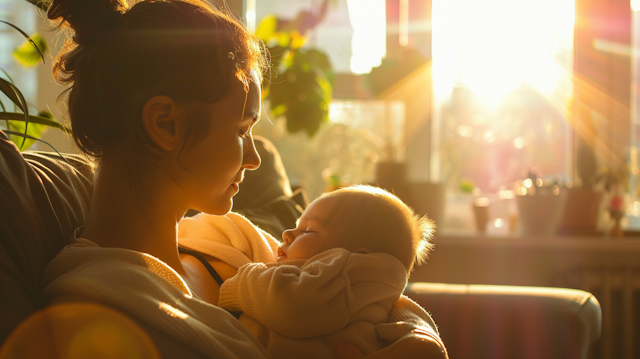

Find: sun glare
<box><xmin>432</xmin><ymin>0</ymin><xmax>575</xmax><ymax>97</ymax></box>
<box><xmin>346</xmin><ymin>0</ymin><xmax>387</xmax><ymax>74</ymax></box>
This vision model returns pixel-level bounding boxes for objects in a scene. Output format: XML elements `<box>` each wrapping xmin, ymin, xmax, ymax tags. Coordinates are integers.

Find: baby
<box><xmin>217</xmin><ymin>185</ymin><xmax>436</xmax><ymax>358</ymax></box>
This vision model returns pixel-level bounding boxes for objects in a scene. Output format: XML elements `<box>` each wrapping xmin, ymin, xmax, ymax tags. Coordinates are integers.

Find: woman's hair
<box><xmin>48</xmin><ymin>0</ymin><xmax>269</xmax><ymax>159</ymax></box>
<box><xmin>319</xmin><ymin>185</ymin><xmax>435</xmax><ymax>273</ymax></box>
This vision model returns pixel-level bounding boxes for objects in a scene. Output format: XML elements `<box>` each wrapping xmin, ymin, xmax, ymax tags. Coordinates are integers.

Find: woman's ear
<box><xmin>142</xmin><ymin>95</ymin><xmax>183</xmax><ymax>151</ymax></box>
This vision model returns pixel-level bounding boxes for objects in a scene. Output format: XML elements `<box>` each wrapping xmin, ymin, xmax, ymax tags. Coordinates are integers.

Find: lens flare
<box><xmin>0</xmin><ymin>302</ymin><xmax>159</xmax><ymax>359</ymax></box>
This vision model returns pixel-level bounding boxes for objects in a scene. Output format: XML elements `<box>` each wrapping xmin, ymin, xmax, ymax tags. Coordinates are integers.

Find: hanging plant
<box><xmin>257</xmin><ymin>0</ymin><xmax>335</xmax><ymax>138</ymax></box>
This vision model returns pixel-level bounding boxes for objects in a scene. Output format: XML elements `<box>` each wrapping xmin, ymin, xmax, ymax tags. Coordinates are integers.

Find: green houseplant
<box><xmin>256</xmin><ymin>0</ymin><xmax>335</xmax><ymax>138</ymax></box>
<box><xmin>0</xmin><ymin>17</ymin><xmax>68</xmax><ymax>153</ymax></box>
<box><xmin>557</xmin><ymin>101</ymin><xmax>604</xmax><ymax>235</ymax></box>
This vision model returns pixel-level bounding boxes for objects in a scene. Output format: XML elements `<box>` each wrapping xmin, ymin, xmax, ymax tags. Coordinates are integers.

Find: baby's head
<box><xmin>277</xmin><ymin>185</ymin><xmax>434</xmax><ymax>273</ymax></box>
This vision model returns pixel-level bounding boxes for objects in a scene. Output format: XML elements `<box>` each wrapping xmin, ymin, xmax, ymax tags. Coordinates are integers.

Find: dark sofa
<box><xmin>0</xmin><ymin>130</ymin><xmax>601</xmax><ymax>358</ymax></box>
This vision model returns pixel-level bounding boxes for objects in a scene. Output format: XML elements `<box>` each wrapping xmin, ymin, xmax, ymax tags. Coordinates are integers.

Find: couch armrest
<box><xmin>0</xmin><ymin>129</ymin><xmax>94</xmax><ymax>344</ymax></box>
<box><xmin>404</xmin><ymin>282</ymin><xmax>601</xmax><ymax>359</ymax></box>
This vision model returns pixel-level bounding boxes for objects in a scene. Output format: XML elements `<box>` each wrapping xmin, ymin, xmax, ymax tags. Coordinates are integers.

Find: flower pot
<box><xmin>516</xmin><ymin>194</ymin><xmax>567</xmax><ymax>236</ymax></box>
<box><xmin>556</xmin><ymin>189</ymin><xmax>602</xmax><ymax>235</ymax></box>
<box><xmin>375</xmin><ymin>162</ymin><xmax>409</xmax><ymax>201</ymax></box>
<box><xmin>406</xmin><ymin>182</ymin><xmax>446</xmax><ymax>228</ymax></box>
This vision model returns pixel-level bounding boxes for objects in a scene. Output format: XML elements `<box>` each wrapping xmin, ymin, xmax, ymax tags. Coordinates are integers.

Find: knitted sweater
<box><xmin>42</xmin><ymin>238</ymin><xmax>270</xmax><ymax>359</ymax></box>
<box><xmin>178</xmin><ymin>212</ymin><xmax>280</xmax><ymax>270</ymax></box>
<box><xmin>218</xmin><ymin>248</ymin><xmax>437</xmax><ymax>359</ymax></box>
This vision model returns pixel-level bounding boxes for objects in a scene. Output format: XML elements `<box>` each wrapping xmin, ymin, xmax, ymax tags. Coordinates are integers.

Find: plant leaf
<box><xmin>289</xmin><ymin>30</ymin><xmax>307</xmax><ymax>49</ymax></box>
<box><xmin>0</xmin><ymin>78</ymin><xmax>29</xmax><ymax>147</ymax></box>
<box><xmin>3</xmin><ymin>131</ymin><xmax>70</xmax><ymax>165</ymax></box>
<box><xmin>7</xmin><ymin>119</ymin><xmax>46</xmax><ymax>150</ymax></box>
<box><xmin>0</xmin><ymin>67</ymin><xmax>15</xmax><ymax>84</ymax></box>
<box><xmin>0</xmin><ymin>21</ymin><xmax>45</xmax><ymax>65</ymax></box>
<box><xmin>0</xmin><ymin>78</ymin><xmax>26</xmax><ymax>112</ymax></box>
<box><xmin>0</xmin><ymin>112</ymin><xmax>68</xmax><ymax>132</ymax></box>
<box><xmin>256</xmin><ymin>15</ymin><xmax>278</xmax><ymax>43</ymax></box>
<box><xmin>13</xmin><ymin>32</ymin><xmax>48</xmax><ymax>68</ymax></box>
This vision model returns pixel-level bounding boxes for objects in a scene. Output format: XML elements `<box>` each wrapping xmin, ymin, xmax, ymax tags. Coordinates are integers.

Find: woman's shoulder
<box><xmin>44</xmin><ymin>237</ymin><xmax>191</xmax><ymax>297</ymax></box>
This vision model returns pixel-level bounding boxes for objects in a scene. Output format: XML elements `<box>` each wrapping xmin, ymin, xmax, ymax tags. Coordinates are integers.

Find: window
<box><xmin>431</xmin><ymin>0</ymin><xmax>575</xmax><ymax>191</ymax></box>
<box><xmin>254</xmin><ymin>99</ymin><xmax>405</xmax><ymax>200</ymax></box>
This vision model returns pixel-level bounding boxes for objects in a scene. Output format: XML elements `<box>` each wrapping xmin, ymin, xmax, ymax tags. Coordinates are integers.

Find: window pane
<box><xmin>254</xmin><ymin>100</ymin><xmax>406</xmax><ymax>200</ymax></box>
<box><xmin>432</xmin><ymin>0</ymin><xmax>575</xmax><ymax>193</ymax></box>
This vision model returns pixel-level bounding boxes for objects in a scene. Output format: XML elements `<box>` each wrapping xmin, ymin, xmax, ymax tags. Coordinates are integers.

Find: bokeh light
<box><xmin>0</xmin><ymin>302</ymin><xmax>159</xmax><ymax>359</ymax></box>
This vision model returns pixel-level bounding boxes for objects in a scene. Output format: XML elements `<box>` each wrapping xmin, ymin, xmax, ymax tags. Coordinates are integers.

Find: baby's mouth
<box><xmin>277</xmin><ymin>246</ymin><xmax>287</xmax><ymax>261</ymax></box>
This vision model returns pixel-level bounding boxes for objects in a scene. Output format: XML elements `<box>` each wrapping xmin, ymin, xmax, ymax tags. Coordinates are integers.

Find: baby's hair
<box><xmin>319</xmin><ymin>185</ymin><xmax>434</xmax><ymax>273</ymax></box>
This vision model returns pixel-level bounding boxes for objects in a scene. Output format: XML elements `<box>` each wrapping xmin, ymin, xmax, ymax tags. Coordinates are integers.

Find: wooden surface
<box><xmin>410</xmin><ymin>231</ymin><xmax>640</xmax><ymax>287</ymax></box>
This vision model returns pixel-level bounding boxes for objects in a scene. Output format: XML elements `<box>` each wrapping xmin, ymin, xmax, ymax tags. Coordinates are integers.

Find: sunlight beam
<box><xmin>347</xmin><ymin>0</ymin><xmax>386</xmax><ymax>74</ymax></box>
<box><xmin>433</xmin><ymin>0</ymin><xmax>575</xmax><ymax>98</ymax></box>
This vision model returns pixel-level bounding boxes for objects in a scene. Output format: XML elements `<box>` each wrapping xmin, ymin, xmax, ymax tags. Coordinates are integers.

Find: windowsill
<box><xmin>410</xmin><ymin>229</ymin><xmax>640</xmax><ymax>286</ymax></box>
<box><xmin>434</xmin><ymin>229</ymin><xmax>640</xmax><ymax>251</ymax></box>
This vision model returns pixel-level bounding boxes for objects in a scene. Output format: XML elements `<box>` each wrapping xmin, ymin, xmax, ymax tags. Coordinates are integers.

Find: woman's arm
<box><xmin>356</xmin><ymin>294</ymin><xmax>447</xmax><ymax>359</ymax></box>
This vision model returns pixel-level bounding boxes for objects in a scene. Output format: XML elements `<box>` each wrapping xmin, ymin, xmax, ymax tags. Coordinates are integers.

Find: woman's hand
<box><xmin>335</xmin><ymin>328</ymin><xmax>448</xmax><ymax>359</ymax></box>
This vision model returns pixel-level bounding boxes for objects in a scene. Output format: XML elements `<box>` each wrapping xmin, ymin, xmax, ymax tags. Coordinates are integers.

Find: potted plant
<box><xmin>557</xmin><ymin>102</ymin><xmax>603</xmax><ymax>236</ymax></box>
<box><xmin>256</xmin><ymin>0</ymin><xmax>334</xmax><ymax>138</ymax></box>
<box><xmin>0</xmin><ymin>18</ymin><xmax>68</xmax><ymax>153</ymax></box>
<box><xmin>601</xmin><ymin>165</ymin><xmax>629</xmax><ymax>237</ymax></box>
<box><xmin>515</xmin><ymin>170</ymin><xmax>568</xmax><ymax>236</ymax></box>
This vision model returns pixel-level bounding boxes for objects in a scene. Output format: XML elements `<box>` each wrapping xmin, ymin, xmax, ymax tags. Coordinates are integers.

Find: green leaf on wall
<box><xmin>3</xmin><ymin>110</ymin><xmax>59</xmax><ymax>150</ymax></box>
<box><xmin>7</xmin><ymin>118</ymin><xmax>46</xmax><ymax>150</ymax></box>
<box><xmin>13</xmin><ymin>32</ymin><xmax>48</xmax><ymax>68</ymax></box>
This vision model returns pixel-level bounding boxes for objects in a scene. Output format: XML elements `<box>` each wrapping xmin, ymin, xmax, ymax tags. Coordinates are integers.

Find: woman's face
<box><xmin>174</xmin><ymin>71</ymin><xmax>262</xmax><ymax>215</ymax></box>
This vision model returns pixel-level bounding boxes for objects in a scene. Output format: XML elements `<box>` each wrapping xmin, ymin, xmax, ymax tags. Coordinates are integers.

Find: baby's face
<box><xmin>277</xmin><ymin>196</ymin><xmax>344</xmax><ymax>262</ymax></box>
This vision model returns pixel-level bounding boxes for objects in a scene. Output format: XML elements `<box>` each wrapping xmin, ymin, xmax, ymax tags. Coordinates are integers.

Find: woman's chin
<box><xmin>198</xmin><ymin>201</ymin><xmax>233</xmax><ymax>216</ymax></box>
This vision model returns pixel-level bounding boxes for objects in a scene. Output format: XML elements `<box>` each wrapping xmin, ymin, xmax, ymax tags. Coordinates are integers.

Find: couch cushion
<box><xmin>0</xmin><ymin>130</ymin><xmax>93</xmax><ymax>344</ymax></box>
<box><xmin>405</xmin><ymin>282</ymin><xmax>602</xmax><ymax>359</ymax></box>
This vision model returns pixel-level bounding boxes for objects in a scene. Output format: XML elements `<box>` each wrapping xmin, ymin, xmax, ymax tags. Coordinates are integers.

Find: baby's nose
<box><xmin>282</xmin><ymin>229</ymin><xmax>295</xmax><ymax>243</ymax></box>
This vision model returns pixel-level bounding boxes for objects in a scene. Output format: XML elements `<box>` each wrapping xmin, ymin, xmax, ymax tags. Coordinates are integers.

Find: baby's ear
<box><xmin>352</xmin><ymin>247</ymin><xmax>372</xmax><ymax>254</ymax></box>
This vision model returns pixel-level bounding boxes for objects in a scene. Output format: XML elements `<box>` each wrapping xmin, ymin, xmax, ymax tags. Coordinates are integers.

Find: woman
<box><xmin>40</xmin><ymin>0</ymin><xmax>447</xmax><ymax>357</ymax></box>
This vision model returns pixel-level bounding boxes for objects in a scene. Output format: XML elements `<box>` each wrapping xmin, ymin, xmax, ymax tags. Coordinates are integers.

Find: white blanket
<box><xmin>42</xmin><ymin>238</ymin><xmax>270</xmax><ymax>359</ymax></box>
<box><xmin>178</xmin><ymin>212</ymin><xmax>280</xmax><ymax>269</ymax></box>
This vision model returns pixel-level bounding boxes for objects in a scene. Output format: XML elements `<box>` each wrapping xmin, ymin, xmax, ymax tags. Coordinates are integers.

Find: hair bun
<box><xmin>48</xmin><ymin>0</ymin><xmax>128</xmax><ymax>44</ymax></box>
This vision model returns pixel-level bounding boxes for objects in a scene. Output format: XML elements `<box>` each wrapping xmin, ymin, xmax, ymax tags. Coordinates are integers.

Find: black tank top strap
<box><xmin>178</xmin><ymin>246</ymin><xmax>225</xmax><ymax>286</ymax></box>
<box><xmin>225</xmin><ymin>310</ymin><xmax>243</xmax><ymax>320</ymax></box>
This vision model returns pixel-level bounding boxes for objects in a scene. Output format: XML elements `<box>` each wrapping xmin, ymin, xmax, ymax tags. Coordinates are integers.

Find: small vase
<box><xmin>609</xmin><ymin>208</ymin><xmax>624</xmax><ymax>237</ymax></box>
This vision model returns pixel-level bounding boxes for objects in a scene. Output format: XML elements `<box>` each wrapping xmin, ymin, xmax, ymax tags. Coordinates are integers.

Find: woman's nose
<box><xmin>282</xmin><ymin>229</ymin><xmax>295</xmax><ymax>244</ymax></box>
<box><xmin>242</xmin><ymin>136</ymin><xmax>261</xmax><ymax>170</ymax></box>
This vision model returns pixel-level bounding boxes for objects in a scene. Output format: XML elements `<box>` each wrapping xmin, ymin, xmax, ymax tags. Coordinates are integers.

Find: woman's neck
<box><xmin>81</xmin><ymin>157</ymin><xmax>188</xmax><ymax>275</ymax></box>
